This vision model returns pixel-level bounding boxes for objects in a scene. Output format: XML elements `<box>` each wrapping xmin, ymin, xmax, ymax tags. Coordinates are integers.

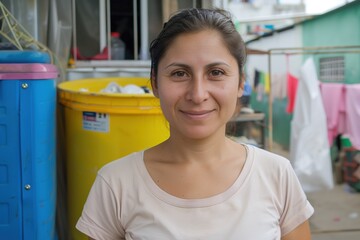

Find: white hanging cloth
<box><xmin>290</xmin><ymin>57</ymin><xmax>334</xmax><ymax>192</ymax></box>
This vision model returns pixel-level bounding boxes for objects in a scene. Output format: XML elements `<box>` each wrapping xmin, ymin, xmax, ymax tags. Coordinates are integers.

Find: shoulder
<box><xmin>97</xmin><ymin>151</ymin><xmax>143</xmax><ymax>184</ymax></box>
<box><xmin>244</xmin><ymin>145</ymin><xmax>298</xmax><ymax>189</ymax></box>
<box><xmin>248</xmin><ymin>145</ymin><xmax>291</xmax><ymax>171</ymax></box>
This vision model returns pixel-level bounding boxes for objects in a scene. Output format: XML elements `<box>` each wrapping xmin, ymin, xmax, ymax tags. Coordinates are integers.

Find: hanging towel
<box><xmin>286</xmin><ymin>73</ymin><xmax>298</xmax><ymax>113</ymax></box>
<box><xmin>271</xmin><ymin>73</ymin><xmax>287</xmax><ymax>99</ymax></box>
<box><xmin>290</xmin><ymin>57</ymin><xmax>334</xmax><ymax>192</ymax></box>
<box><xmin>256</xmin><ymin>84</ymin><xmax>264</xmax><ymax>102</ymax></box>
<box><xmin>345</xmin><ymin>84</ymin><xmax>360</xmax><ymax>150</ymax></box>
<box><xmin>319</xmin><ymin>83</ymin><xmax>346</xmax><ymax>145</ymax></box>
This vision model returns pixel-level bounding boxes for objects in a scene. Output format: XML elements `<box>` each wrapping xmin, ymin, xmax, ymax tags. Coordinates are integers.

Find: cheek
<box><xmin>158</xmin><ymin>84</ymin><xmax>177</xmax><ymax>101</ymax></box>
<box><xmin>224</xmin><ymin>90</ymin><xmax>242</xmax><ymax>114</ymax></box>
<box><xmin>157</xmin><ymin>86</ymin><xmax>180</xmax><ymax>112</ymax></box>
<box><xmin>222</xmin><ymin>85</ymin><xmax>241</xmax><ymax>103</ymax></box>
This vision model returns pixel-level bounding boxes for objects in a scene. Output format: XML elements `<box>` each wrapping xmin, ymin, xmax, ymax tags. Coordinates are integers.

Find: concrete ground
<box><xmin>308</xmin><ymin>184</ymin><xmax>360</xmax><ymax>240</ymax></box>
<box><xmin>271</xmin><ymin>143</ymin><xmax>360</xmax><ymax>240</ymax></box>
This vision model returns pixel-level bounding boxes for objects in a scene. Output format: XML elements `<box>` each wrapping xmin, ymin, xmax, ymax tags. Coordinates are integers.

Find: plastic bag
<box><xmin>290</xmin><ymin>57</ymin><xmax>334</xmax><ymax>192</ymax></box>
<box><xmin>100</xmin><ymin>82</ymin><xmax>145</xmax><ymax>94</ymax></box>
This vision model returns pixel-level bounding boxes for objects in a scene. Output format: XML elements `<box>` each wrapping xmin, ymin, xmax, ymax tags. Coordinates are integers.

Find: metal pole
<box><xmin>268</xmin><ymin>50</ymin><xmax>273</xmax><ymax>151</ymax></box>
<box><xmin>99</xmin><ymin>0</ymin><xmax>107</xmax><ymax>53</ymax></box>
<box><xmin>107</xmin><ymin>0</ymin><xmax>111</xmax><ymax>60</ymax></box>
<box><xmin>72</xmin><ymin>0</ymin><xmax>77</xmax><ymax>63</ymax></box>
<box><xmin>270</xmin><ymin>50</ymin><xmax>360</xmax><ymax>55</ymax></box>
<box><xmin>133</xmin><ymin>0</ymin><xmax>139</xmax><ymax>60</ymax></box>
<box><xmin>269</xmin><ymin>45</ymin><xmax>360</xmax><ymax>52</ymax></box>
<box><xmin>140</xmin><ymin>0</ymin><xmax>148</xmax><ymax>60</ymax></box>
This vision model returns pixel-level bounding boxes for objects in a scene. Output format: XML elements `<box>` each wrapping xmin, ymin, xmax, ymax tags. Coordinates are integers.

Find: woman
<box><xmin>76</xmin><ymin>8</ymin><xmax>314</xmax><ymax>240</ymax></box>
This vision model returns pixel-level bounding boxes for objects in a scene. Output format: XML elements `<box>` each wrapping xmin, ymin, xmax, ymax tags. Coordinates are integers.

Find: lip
<box><xmin>180</xmin><ymin>109</ymin><xmax>215</xmax><ymax>119</ymax></box>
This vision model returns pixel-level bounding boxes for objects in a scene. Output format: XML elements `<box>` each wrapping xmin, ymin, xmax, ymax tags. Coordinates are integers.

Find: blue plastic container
<box><xmin>0</xmin><ymin>51</ymin><xmax>58</xmax><ymax>240</ymax></box>
<box><xmin>0</xmin><ymin>50</ymin><xmax>51</xmax><ymax>64</ymax></box>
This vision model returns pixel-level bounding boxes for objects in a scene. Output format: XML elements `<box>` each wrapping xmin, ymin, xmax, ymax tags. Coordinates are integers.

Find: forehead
<box><xmin>159</xmin><ymin>30</ymin><xmax>235</xmax><ymax>65</ymax></box>
<box><xmin>170</xmin><ymin>29</ymin><xmax>226</xmax><ymax>49</ymax></box>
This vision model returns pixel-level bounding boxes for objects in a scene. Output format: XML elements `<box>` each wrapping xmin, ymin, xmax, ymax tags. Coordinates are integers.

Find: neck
<box><xmin>160</xmin><ymin>130</ymin><xmax>235</xmax><ymax>164</ymax></box>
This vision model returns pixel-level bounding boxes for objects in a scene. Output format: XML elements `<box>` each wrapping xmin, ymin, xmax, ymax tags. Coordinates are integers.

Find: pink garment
<box><xmin>345</xmin><ymin>84</ymin><xmax>360</xmax><ymax>150</ymax></box>
<box><xmin>286</xmin><ymin>73</ymin><xmax>298</xmax><ymax>113</ymax></box>
<box><xmin>319</xmin><ymin>83</ymin><xmax>360</xmax><ymax>150</ymax></box>
<box><xmin>320</xmin><ymin>83</ymin><xmax>346</xmax><ymax>145</ymax></box>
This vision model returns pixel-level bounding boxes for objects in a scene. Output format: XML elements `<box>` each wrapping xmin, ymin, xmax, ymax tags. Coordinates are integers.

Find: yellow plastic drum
<box><xmin>57</xmin><ymin>77</ymin><xmax>169</xmax><ymax>240</ymax></box>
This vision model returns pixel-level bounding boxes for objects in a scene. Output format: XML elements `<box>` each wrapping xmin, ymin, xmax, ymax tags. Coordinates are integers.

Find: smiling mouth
<box><xmin>180</xmin><ymin>109</ymin><xmax>215</xmax><ymax>118</ymax></box>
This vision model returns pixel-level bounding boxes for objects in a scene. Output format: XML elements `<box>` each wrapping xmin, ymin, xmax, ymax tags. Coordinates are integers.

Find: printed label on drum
<box><xmin>82</xmin><ymin>111</ymin><xmax>109</xmax><ymax>132</ymax></box>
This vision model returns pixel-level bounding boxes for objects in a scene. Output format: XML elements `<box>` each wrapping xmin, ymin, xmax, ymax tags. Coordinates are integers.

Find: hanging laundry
<box><xmin>264</xmin><ymin>73</ymin><xmax>270</xmax><ymax>93</ymax></box>
<box><xmin>319</xmin><ymin>83</ymin><xmax>360</xmax><ymax>150</ymax></box>
<box><xmin>286</xmin><ymin>73</ymin><xmax>298</xmax><ymax>113</ymax></box>
<box><xmin>255</xmin><ymin>69</ymin><xmax>266</xmax><ymax>102</ymax></box>
<box><xmin>345</xmin><ymin>84</ymin><xmax>360</xmax><ymax>150</ymax></box>
<box><xmin>254</xmin><ymin>69</ymin><xmax>260</xmax><ymax>88</ymax></box>
<box><xmin>319</xmin><ymin>83</ymin><xmax>346</xmax><ymax>146</ymax></box>
<box><xmin>259</xmin><ymin>71</ymin><xmax>266</xmax><ymax>90</ymax></box>
<box><xmin>271</xmin><ymin>73</ymin><xmax>287</xmax><ymax>99</ymax></box>
<box><xmin>256</xmin><ymin>84</ymin><xmax>264</xmax><ymax>102</ymax></box>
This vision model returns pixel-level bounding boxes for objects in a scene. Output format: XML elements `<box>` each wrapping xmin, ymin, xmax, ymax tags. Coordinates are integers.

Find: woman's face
<box><xmin>154</xmin><ymin>29</ymin><xmax>243</xmax><ymax>140</ymax></box>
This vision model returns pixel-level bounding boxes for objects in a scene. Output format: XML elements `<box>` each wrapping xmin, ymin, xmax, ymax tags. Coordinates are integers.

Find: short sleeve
<box><xmin>76</xmin><ymin>174</ymin><xmax>125</xmax><ymax>240</ymax></box>
<box><xmin>279</xmin><ymin>161</ymin><xmax>314</xmax><ymax>236</ymax></box>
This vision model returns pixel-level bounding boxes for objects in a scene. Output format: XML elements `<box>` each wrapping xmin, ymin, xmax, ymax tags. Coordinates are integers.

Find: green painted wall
<box><xmin>250</xmin><ymin>93</ymin><xmax>292</xmax><ymax>149</ymax></box>
<box><xmin>302</xmin><ymin>0</ymin><xmax>360</xmax><ymax>84</ymax></box>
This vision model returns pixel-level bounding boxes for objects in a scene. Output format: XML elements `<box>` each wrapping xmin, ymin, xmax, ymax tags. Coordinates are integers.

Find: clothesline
<box><xmin>246</xmin><ymin>45</ymin><xmax>360</xmax><ymax>150</ymax></box>
<box><xmin>271</xmin><ymin>50</ymin><xmax>360</xmax><ymax>55</ymax></box>
<box><xmin>252</xmin><ymin>70</ymin><xmax>360</xmax><ymax>150</ymax></box>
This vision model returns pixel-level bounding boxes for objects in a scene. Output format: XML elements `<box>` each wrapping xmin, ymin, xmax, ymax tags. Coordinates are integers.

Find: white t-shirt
<box><xmin>76</xmin><ymin>145</ymin><xmax>314</xmax><ymax>240</ymax></box>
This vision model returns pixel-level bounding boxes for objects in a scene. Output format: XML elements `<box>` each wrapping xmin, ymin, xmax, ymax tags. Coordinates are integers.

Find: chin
<box><xmin>180</xmin><ymin>127</ymin><xmax>223</xmax><ymax>140</ymax></box>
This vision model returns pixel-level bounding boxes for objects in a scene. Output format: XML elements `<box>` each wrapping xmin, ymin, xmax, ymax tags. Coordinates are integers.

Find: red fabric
<box><xmin>286</xmin><ymin>73</ymin><xmax>298</xmax><ymax>113</ymax></box>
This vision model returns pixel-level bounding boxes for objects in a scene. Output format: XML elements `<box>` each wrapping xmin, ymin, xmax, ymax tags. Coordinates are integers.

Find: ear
<box><xmin>150</xmin><ymin>69</ymin><xmax>159</xmax><ymax>98</ymax></box>
<box><xmin>237</xmin><ymin>73</ymin><xmax>245</xmax><ymax>98</ymax></box>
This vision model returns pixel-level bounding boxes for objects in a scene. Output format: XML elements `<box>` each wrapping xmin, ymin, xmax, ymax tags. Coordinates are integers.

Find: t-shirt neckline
<box><xmin>136</xmin><ymin>144</ymin><xmax>254</xmax><ymax>208</ymax></box>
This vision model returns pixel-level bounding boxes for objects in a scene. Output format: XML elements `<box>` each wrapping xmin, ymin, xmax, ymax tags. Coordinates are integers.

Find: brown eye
<box><xmin>171</xmin><ymin>70</ymin><xmax>189</xmax><ymax>78</ymax></box>
<box><xmin>210</xmin><ymin>69</ymin><xmax>224</xmax><ymax>77</ymax></box>
<box><xmin>174</xmin><ymin>71</ymin><xmax>186</xmax><ymax>77</ymax></box>
<box><xmin>170</xmin><ymin>70</ymin><xmax>190</xmax><ymax>81</ymax></box>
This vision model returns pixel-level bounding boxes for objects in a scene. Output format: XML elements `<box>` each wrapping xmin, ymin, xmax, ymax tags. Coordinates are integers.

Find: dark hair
<box><xmin>149</xmin><ymin>8</ymin><xmax>247</xmax><ymax>85</ymax></box>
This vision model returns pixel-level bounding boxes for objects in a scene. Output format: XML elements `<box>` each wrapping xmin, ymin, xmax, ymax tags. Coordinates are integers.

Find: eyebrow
<box><xmin>165</xmin><ymin>61</ymin><xmax>231</xmax><ymax>70</ymax></box>
<box><xmin>165</xmin><ymin>62</ymin><xmax>189</xmax><ymax>69</ymax></box>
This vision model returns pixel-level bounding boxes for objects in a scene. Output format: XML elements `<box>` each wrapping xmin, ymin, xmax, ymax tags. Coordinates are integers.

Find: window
<box><xmin>72</xmin><ymin>0</ymin><xmax>202</xmax><ymax>65</ymax></box>
<box><xmin>72</xmin><ymin>0</ymin><xmax>164</xmax><ymax>63</ymax></box>
<box><xmin>319</xmin><ymin>56</ymin><xmax>345</xmax><ymax>83</ymax></box>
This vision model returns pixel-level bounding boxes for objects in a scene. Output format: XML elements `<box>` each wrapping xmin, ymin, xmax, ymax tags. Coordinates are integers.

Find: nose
<box><xmin>186</xmin><ymin>74</ymin><xmax>209</xmax><ymax>103</ymax></box>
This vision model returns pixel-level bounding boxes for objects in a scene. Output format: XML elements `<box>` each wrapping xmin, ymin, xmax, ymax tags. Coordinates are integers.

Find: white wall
<box><xmin>246</xmin><ymin>25</ymin><xmax>303</xmax><ymax>85</ymax></box>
